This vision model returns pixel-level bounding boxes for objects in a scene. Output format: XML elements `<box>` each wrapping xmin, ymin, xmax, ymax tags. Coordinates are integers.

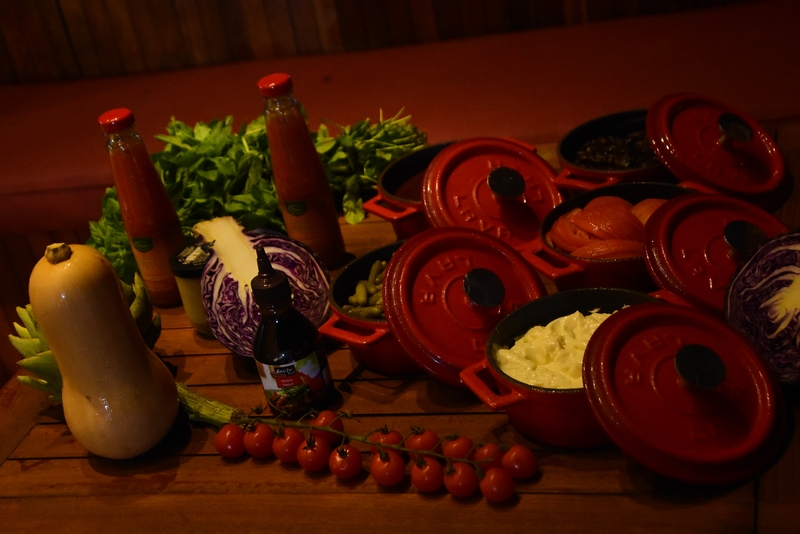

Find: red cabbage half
<box><xmin>194</xmin><ymin>216</ymin><xmax>330</xmax><ymax>358</ymax></box>
<box><xmin>725</xmin><ymin>231</ymin><xmax>800</xmax><ymax>383</ymax></box>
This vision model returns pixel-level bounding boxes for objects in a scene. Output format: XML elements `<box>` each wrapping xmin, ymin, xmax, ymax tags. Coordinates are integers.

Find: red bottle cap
<box><xmin>98</xmin><ymin>108</ymin><xmax>135</xmax><ymax>134</ymax></box>
<box><xmin>583</xmin><ymin>302</ymin><xmax>785</xmax><ymax>485</ymax></box>
<box><xmin>258</xmin><ymin>73</ymin><xmax>293</xmax><ymax>98</ymax></box>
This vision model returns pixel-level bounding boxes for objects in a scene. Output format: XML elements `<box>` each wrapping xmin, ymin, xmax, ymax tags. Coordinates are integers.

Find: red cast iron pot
<box><xmin>522</xmin><ymin>182</ymin><xmax>695</xmax><ymax>292</ymax></box>
<box><xmin>362</xmin><ymin>143</ymin><xmax>453</xmax><ymax>240</ymax></box>
<box><xmin>554</xmin><ymin>109</ymin><xmax>673</xmax><ymax>193</ymax></box>
<box><xmin>318</xmin><ymin>241</ymin><xmax>421</xmax><ymax>375</ymax></box>
<box><xmin>461</xmin><ymin>288</ymin><xmax>659</xmax><ymax>448</ymax></box>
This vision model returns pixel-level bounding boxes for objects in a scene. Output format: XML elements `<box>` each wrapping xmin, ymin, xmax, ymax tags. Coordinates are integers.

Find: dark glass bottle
<box><xmin>251</xmin><ymin>247</ymin><xmax>338</xmax><ymax>417</ymax></box>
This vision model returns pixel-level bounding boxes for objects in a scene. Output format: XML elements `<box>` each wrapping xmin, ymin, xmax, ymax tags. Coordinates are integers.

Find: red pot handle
<box><xmin>676</xmin><ymin>180</ymin><xmax>718</xmax><ymax>194</ymax></box>
<box><xmin>649</xmin><ymin>288</ymin><xmax>693</xmax><ymax>307</ymax></box>
<box><xmin>362</xmin><ymin>193</ymin><xmax>421</xmax><ymax>222</ymax></box>
<box><xmin>552</xmin><ymin>168</ymin><xmax>619</xmax><ymax>193</ymax></box>
<box><xmin>318</xmin><ymin>315</ymin><xmax>389</xmax><ymax>346</ymax></box>
<box><xmin>519</xmin><ymin>237</ymin><xmax>584</xmax><ymax>281</ymax></box>
<box><xmin>460</xmin><ymin>360</ymin><xmax>525</xmax><ymax>410</ymax></box>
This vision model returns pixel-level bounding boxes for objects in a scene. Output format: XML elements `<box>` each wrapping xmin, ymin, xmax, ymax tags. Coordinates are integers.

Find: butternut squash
<box><xmin>28</xmin><ymin>243</ymin><xmax>178</xmax><ymax>459</ymax></box>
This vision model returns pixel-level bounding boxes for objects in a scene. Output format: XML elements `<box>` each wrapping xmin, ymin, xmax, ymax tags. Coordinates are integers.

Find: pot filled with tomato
<box><xmin>460</xmin><ymin>287</ymin><xmax>787</xmax><ymax>485</ymax></box>
<box><xmin>363</xmin><ymin>142</ymin><xmax>453</xmax><ymax>240</ymax></box>
<box><xmin>522</xmin><ymin>181</ymin><xmax>693</xmax><ymax>292</ymax></box>
<box><xmin>318</xmin><ymin>240</ymin><xmax>420</xmax><ymax>375</ymax></box>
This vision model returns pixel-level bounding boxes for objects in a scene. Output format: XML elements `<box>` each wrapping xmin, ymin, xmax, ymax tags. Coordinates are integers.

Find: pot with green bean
<box><xmin>318</xmin><ymin>241</ymin><xmax>421</xmax><ymax>375</ymax></box>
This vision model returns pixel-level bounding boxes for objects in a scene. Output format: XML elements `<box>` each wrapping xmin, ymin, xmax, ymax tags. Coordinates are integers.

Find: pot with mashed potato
<box><xmin>460</xmin><ymin>287</ymin><xmax>658</xmax><ymax>448</ymax></box>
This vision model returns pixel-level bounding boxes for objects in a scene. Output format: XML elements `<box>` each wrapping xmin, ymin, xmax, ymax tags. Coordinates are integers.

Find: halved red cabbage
<box><xmin>725</xmin><ymin>231</ymin><xmax>800</xmax><ymax>383</ymax></box>
<box><xmin>194</xmin><ymin>216</ymin><xmax>330</xmax><ymax>358</ymax></box>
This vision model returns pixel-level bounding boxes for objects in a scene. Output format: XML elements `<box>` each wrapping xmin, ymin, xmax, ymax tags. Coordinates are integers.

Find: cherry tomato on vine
<box><xmin>214</xmin><ymin>423</ymin><xmax>246</xmax><ymax>459</ymax></box>
<box><xmin>410</xmin><ymin>457</ymin><xmax>444</xmax><ymax>493</ymax></box>
<box><xmin>297</xmin><ymin>436</ymin><xmax>331</xmax><ymax>473</ymax></box>
<box><xmin>272</xmin><ymin>427</ymin><xmax>305</xmax><ymax>464</ymax></box>
<box><xmin>501</xmin><ymin>444</ymin><xmax>538</xmax><ymax>480</ymax></box>
<box><xmin>443</xmin><ymin>436</ymin><xmax>475</xmax><ymax>461</ymax></box>
<box><xmin>329</xmin><ymin>444</ymin><xmax>363</xmax><ymax>480</ymax></box>
<box><xmin>480</xmin><ymin>467</ymin><xmax>516</xmax><ymax>503</ymax></box>
<box><xmin>405</xmin><ymin>427</ymin><xmax>442</xmax><ymax>460</ymax></box>
<box><xmin>243</xmin><ymin>423</ymin><xmax>274</xmax><ymax>459</ymax></box>
<box><xmin>444</xmin><ymin>462</ymin><xmax>479</xmax><ymax>498</ymax></box>
<box><xmin>310</xmin><ymin>410</ymin><xmax>345</xmax><ymax>447</ymax></box>
<box><xmin>369</xmin><ymin>449</ymin><xmax>406</xmax><ymax>487</ymax></box>
<box><xmin>473</xmin><ymin>442</ymin><xmax>505</xmax><ymax>471</ymax></box>
<box><xmin>367</xmin><ymin>428</ymin><xmax>404</xmax><ymax>454</ymax></box>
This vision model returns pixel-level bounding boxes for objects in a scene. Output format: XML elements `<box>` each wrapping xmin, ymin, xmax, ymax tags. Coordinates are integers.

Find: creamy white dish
<box><xmin>496</xmin><ymin>310</ymin><xmax>613</xmax><ymax>389</ymax></box>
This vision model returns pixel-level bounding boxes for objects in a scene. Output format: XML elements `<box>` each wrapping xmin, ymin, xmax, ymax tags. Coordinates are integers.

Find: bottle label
<box><xmin>132</xmin><ymin>237</ymin><xmax>154</xmax><ymax>253</ymax></box>
<box><xmin>255</xmin><ymin>350</ymin><xmax>333</xmax><ymax>417</ymax></box>
<box><xmin>284</xmin><ymin>201</ymin><xmax>307</xmax><ymax>217</ymax></box>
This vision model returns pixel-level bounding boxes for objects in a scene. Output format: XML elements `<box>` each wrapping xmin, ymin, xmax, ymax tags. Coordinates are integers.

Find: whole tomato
<box><xmin>410</xmin><ymin>457</ymin><xmax>444</xmax><ymax>493</ymax></box>
<box><xmin>480</xmin><ymin>467</ymin><xmax>516</xmax><ymax>503</ymax></box>
<box><xmin>404</xmin><ymin>427</ymin><xmax>442</xmax><ymax>461</ymax></box>
<box><xmin>443</xmin><ymin>436</ymin><xmax>475</xmax><ymax>461</ymax></box>
<box><xmin>367</xmin><ymin>427</ymin><xmax>404</xmax><ymax>455</ymax></box>
<box><xmin>329</xmin><ymin>444</ymin><xmax>363</xmax><ymax>480</ymax></box>
<box><xmin>501</xmin><ymin>444</ymin><xmax>538</xmax><ymax>480</ymax></box>
<box><xmin>272</xmin><ymin>427</ymin><xmax>305</xmax><ymax>464</ymax></box>
<box><xmin>473</xmin><ymin>442</ymin><xmax>505</xmax><ymax>472</ymax></box>
<box><xmin>444</xmin><ymin>462</ymin><xmax>479</xmax><ymax>498</ymax></box>
<box><xmin>214</xmin><ymin>423</ymin><xmax>246</xmax><ymax>459</ymax></box>
<box><xmin>310</xmin><ymin>410</ymin><xmax>345</xmax><ymax>448</ymax></box>
<box><xmin>369</xmin><ymin>449</ymin><xmax>406</xmax><ymax>487</ymax></box>
<box><xmin>243</xmin><ymin>423</ymin><xmax>274</xmax><ymax>459</ymax></box>
<box><xmin>297</xmin><ymin>436</ymin><xmax>331</xmax><ymax>473</ymax></box>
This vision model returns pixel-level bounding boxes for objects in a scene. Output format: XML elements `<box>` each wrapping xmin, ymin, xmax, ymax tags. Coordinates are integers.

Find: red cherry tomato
<box><xmin>473</xmin><ymin>442</ymin><xmax>505</xmax><ymax>472</ymax></box>
<box><xmin>443</xmin><ymin>436</ymin><xmax>475</xmax><ymax>461</ymax></box>
<box><xmin>404</xmin><ymin>427</ymin><xmax>442</xmax><ymax>461</ymax></box>
<box><xmin>367</xmin><ymin>428</ymin><xmax>404</xmax><ymax>454</ymax></box>
<box><xmin>310</xmin><ymin>410</ymin><xmax>345</xmax><ymax>448</ymax></box>
<box><xmin>272</xmin><ymin>427</ymin><xmax>305</xmax><ymax>464</ymax></box>
<box><xmin>243</xmin><ymin>423</ymin><xmax>274</xmax><ymax>459</ymax></box>
<box><xmin>214</xmin><ymin>423</ymin><xmax>246</xmax><ymax>459</ymax></box>
<box><xmin>480</xmin><ymin>467</ymin><xmax>516</xmax><ymax>503</ymax></box>
<box><xmin>329</xmin><ymin>444</ymin><xmax>363</xmax><ymax>480</ymax></box>
<box><xmin>444</xmin><ymin>462</ymin><xmax>479</xmax><ymax>498</ymax></box>
<box><xmin>410</xmin><ymin>457</ymin><xmax>444</xmax><ymax>493</ymax></box>
<box><xmin>501</xmin><ymin>444</ymin><xmax>538</xmax><ymax>480</ymax></box>
<box><xmin>369</xmin><ymin>449</ymin><xmax>406</xmax><ymax>487</ymax></box>
<box><xmin>297</xmin><ymin>436</ymin><xmax>331</xmax><ymax>473</ymax></box>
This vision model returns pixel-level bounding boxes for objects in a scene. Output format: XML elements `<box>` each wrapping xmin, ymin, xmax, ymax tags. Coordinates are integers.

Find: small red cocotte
<box><xmin>547</xmin><ymin>196</ymin><xmax>667</xmax><ymax>259</ymax></box>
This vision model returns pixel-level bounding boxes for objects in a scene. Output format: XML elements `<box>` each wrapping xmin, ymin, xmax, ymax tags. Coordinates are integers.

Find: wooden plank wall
<box><xmin>0</xmin><ymin>0</ymin><xmax>749</xmax><ymax>84</ymax></box>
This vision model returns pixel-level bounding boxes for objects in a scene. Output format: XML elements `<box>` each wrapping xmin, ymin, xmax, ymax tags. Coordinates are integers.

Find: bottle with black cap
<box><xmin>251</xmin><ymin>247</ymin><xmax>338</xmax><ymax>417</ymax></box>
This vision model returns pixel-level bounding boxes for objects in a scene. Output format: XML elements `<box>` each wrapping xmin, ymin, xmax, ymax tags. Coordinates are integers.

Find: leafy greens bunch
<box><xmin>88</xmin><ymin>110</ymin><xmax>427</xmax><ymax>283</ymax></box>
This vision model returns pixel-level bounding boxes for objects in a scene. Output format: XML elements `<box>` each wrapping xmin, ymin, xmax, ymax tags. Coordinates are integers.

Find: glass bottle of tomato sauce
<box><xmin>257</xmin><ymin>73</ymin><xmax>347</xmax><ymax>268</ymax></box>
<box><xmin>98</xmin><ymin>108</ymin><xmax>186</xmax><ymax>307</ymax></box>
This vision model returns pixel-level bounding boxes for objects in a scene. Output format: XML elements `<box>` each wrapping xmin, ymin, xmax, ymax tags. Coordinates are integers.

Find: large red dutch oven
<box><xmin>523</xmin><ymin>182</ymin><xmax>696</xmax><ymax>292</ymax></box>
<box><xmin>318</xmin><ymin>241</ymin><xmax>420</xmax><ymax>375</ymax></box>
<box><xmin>421</xmin><ymin>137</ymin><xmax>564</xmax><ymax>255</ymax></box>
<box><xmin>461</xmin><ymin>288</ymin><xmax>787</xmax><ymax>485</ymax></box>
<box><xmin>383</xmin><ymin>226</ymin><xmax>547</xmax><ymax>387</ymax></box>
<box><xmin>554</xmin><ymin>93</ymin><xmax>791</xmax><ymax>212</ymax></box>
<box><xmin>362</xmin><ymin>142</ymin><xmax>453</xmax><ymax>240</ymax></box>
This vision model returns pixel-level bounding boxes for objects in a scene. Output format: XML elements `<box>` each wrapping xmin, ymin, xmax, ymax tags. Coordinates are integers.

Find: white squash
<box><xmin>28</xmin><ymin>243</ymin><xmax>178</xmax><ymax>459</ymax></box>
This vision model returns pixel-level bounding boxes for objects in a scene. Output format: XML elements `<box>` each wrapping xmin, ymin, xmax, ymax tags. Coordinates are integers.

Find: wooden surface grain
<box><xmin>2</xmin><ymin>130</ymin><xmax>800</xmax><ymax>532</ymax></box>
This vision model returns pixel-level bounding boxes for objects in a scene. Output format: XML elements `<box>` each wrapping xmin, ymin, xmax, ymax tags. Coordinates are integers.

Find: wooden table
<box><xmin>1</xmin><ymin>137</ymin><xmax>800</xmax><ymax>534</ymax></box>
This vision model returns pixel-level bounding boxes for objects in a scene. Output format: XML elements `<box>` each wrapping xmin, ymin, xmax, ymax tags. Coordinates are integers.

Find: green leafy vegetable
<box><xmin>88</xmin><ymin>110</ymin><xmax>426</xmax><ymax>282</ymax></box>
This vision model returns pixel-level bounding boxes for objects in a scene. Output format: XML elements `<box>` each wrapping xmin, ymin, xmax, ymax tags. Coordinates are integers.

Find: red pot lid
<box><xmin>646</xmin><ymin>93</ymin><xmax>788</xmax><ymax>211</ymax></box>
<box><xmin>583</xmin><ymin>302</ymin><xmax>785</xmax><ymax>485</ymax></box>
<box><xmin>383</xmin><ymin>227</ymin><xmax>546</xmax><ymax>387</ymax></box>
<box><xmin>421</xmin><ymin>137</ymin><xmax>563</xmax><ymax>252</ymax></box>
<box><xmin>643</xmin><ymin>193</ymin><xmax>788</xmax><ymax>315</ymax></box>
